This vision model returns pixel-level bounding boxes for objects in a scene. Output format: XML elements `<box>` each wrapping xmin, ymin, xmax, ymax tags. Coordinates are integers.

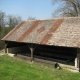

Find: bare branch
<box><xmin>52</xmin><ymin>0</ymin><xmax>80</xmax><ymax>17</ymax></box>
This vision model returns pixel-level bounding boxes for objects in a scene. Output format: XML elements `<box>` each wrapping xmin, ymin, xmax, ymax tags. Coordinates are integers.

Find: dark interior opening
<box><xmin>34</xmin><ymin>45</ymin><xmax>77</xmax><ymax>65</ymax></box>
<box><xmin>7</xmin><ymin>41</ymin><xmax>77</xmax><ymax>66</ymax></box>
<box><xmin>6</xmin><ymin>41</ymin><xmax>27</xmax><ymax>48</ymax></box>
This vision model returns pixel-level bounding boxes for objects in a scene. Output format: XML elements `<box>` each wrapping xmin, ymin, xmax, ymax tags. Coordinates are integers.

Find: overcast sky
<box><xmin>0</xmin><ymin>0</ymin><xmax>59</xmax><ymax>20</ymax></box>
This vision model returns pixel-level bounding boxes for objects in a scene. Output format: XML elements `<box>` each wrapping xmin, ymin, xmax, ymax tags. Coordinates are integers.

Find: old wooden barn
<box><xmin>2</xmin><ymin>17</ymin><xmax>80</xmax><ymax>71</ymax></box>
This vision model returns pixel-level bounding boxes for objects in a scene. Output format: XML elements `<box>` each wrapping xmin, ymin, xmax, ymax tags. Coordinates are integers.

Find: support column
<box><xmin>77</xmin><ymin>48</ymin><xmax>80</xmax><ymax>72</ymax></box>
<box><xmin>5</xmin><ymin>41</ymin><xmax>8</xmax><ymax>54</ymax></box>
<box><xmin>5</xmin><ymin>43</ymin><xmax>7</xmax><ymax>53</ymax></box>
<box><xmin>30</xmin><ymin>47</ymin><xmax>34</xmax><ymax>62</ymax></box>
<box><xmin>28</xmin><ymin>44</ymin><xmax>37</xmax><ymax>62</ymax></box>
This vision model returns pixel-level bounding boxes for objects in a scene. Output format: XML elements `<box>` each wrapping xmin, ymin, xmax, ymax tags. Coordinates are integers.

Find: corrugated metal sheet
<box><xmin>2</xmin><ymin>21</ymin><xmax>26</xmax><ymax>40</ymax></box>
<box><xmin>3</xmin><ymin>20</ymin><xmax>35</xmax><ymax>41</ymax></box>
<box><xmin>22</xmin><ymin>19</ymin><xmax>56</xmax><ymax>43</ymax></box>
<box><xmin>47</xmin><ymin>17</ymin><xmax>80</xmax><ymax>48</ymax></box>
<box><xmin>40</xmin><ymin>18</ymin><xmax>64</xmax><ymax>44</ymax></box>
<box><xmin>2</xmin><ymin>17</ymin><xmax>80</xmax><ymax>48</ymax></box>
<box><xmin>16</xmin><ymin>20</ymin><xmax>42</xmax><ymax>42</ymax></box>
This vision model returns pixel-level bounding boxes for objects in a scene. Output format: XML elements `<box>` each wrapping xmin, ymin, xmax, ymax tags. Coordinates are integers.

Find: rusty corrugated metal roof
<box><xmin>40</xmin><ymin>18</ymin><xmax>64</xmax><ymax>44</ymax></box>
<box><xmin>37</xmin><ymin>27</ymin><xmax>45</xmax><ymax>33</ymax></box>
<box><xmin>16</xmin><ymin>20</ymin><xmax>42</xmax><ymax>42</ymax></box>
<box><xmin>2</xmin><ymin>17</ymin><xmax>80</xmax><ymax>48</ymax></box>
<box><xmin>2</xmin><ymin>21</ymin><xmax>26</xmax><ymax>40</ymax></box>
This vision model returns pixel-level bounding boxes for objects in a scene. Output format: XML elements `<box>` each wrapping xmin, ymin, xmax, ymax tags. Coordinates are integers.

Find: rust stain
<box><xmin>40</xmin><ymin>18</ymin><xmax>64</xmax><ymax>44</ymax></box>
<box><xmin>2</xmin><ymin>21</ymin><xmax>26</xmax><ymax>40</ymax></box>
<box><xmin>49</xmin><ymin>18</ymin><xmax>64</xmax><ymax>33</ymax></box>
<box><xmin>16</xmin><ymin>20</ymin><xmax>42</xmax><ymax>42</ymax></box>
<box><xmin>37</xmin><ymin>27</ymin><xmax>45</xmax><ymax>33</ymax></box>
<box><xmin>40</xmin><ymin>34</ymin><xmax>52</xmax><ymax>44</ymax></box>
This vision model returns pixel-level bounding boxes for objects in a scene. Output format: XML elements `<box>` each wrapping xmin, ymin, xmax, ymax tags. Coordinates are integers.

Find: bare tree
<box><xmin>52</xmin><ymin>0</ymin><xmax>80</xmax><ymax>17</ymax></box>
<box><xmin>27</xmin><ymin>16</ymin><xmax>36</xmax><ymax>20</ymax></box>
<box><xmin>0</xmin><ymin>11</ymin><xmax>6</xmax><ymax>27</ymax></box>
<box><xmin>7</xmin><ymin>15</ymin><xmax>22</xmax><ymax>27</ymax></box>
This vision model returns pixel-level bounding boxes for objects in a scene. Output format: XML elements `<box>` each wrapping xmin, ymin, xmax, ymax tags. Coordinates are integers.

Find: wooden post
<box><xmin>28</xmin><ymin>44</ymin><xmax>37</xmax><ymax>62</ymax></box>
<box><xmin>4</xmin><ymin>41</ymin><xmax>9</xmax><ymax>54</ymax></box>
<box><xmin>30</xmin><ymin>48</ymin><xmax>34</xmax><ymax>62</ymax></box>
<box><xmin>77</xmin><ymin>48</ymin><xmax>80</xmax><ymax>72</ymax></box>
<box><xmin>5</xmin><ymin>43</ymin><xmax>7</xmax><ymax>53</ymax></box>
<box><xmin>5</xmin><ymin>41</ymin><xmax>8</xmax><ymax>54</ymax></box>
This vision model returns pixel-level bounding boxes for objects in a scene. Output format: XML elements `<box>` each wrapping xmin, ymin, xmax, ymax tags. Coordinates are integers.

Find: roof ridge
<box><xmin>22</xmin><ymin>17</ymin><xmax>80</xmax><ymax>21</ymax></box>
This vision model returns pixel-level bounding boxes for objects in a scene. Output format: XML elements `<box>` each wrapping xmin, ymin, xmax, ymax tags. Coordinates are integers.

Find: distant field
<box><xmin>0</xmin><ymin>55</ymin><xmax>80</xmax><ymax>80</ymax></box>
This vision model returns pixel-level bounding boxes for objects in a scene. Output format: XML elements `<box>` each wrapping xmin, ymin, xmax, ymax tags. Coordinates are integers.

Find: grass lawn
<box><xmin>0</xmin><ymin>55</ymin><xmax>80</xmax><ymax>80</ymax></box>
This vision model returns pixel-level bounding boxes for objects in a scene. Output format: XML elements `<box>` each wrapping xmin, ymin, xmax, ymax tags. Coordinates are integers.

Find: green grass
<box><xmin>0</xmin><ymin>55</ymin><xmax>80</xmax><ymax>80</ymax></box>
